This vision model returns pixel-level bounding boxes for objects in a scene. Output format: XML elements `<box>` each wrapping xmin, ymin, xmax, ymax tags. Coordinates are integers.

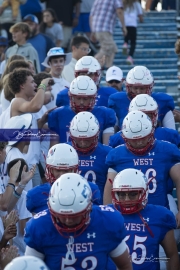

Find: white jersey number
<box><xmin>145</xmin><ymin>168</ymin><xmax>157</xmax><ymax>194</ymax></box>
<box><xmin>125</xmin><ymin>235</ymin><xmax>147</xmax><ymax>265</ymax></box>
<box><xmin>61</xmin><ymin>256</ymin><xmax>97</xmax><ymax>270</ymax></box>
<box><xmin>79</xmin><ymin>170</ymin><xmax>96</xmax><ymax>184</ymax></box>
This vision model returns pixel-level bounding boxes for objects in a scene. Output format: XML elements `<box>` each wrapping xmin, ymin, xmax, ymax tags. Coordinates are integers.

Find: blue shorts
<box><xmin>73</xmin><ymin>13</ymin><xmax>91</xmax><ymax>33</ymax></box>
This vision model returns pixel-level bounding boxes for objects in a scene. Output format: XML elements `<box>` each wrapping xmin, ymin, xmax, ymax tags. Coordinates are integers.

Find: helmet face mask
<box><xmin>70</xmin><ymin>112</ymin><xmax>100</xmax><ymax>154</ymax></box>
<box><xmin>122</xmin><ymin>111</ymin><xmax>155</xmax><ymax>156</ymax></box>
<box><xmin>45</xmin><ymin>144</ymin><xmax>79</xmax><ymax>184</ymax></box>
<box><xmin>48</xmin><ymin>173</ymin><xmax>92</xmax><ymax>237</ymax></box>
<box><xmin>112</xmin><ymin>169</ymin><xmax>148</xmax><ymax>214</ymax></box>
<box><xmin>69</xmin><ymin>94</ymin><xmax>96</xmax><ymax>113</ymax></box>
<box><xmin>75</xmin><ymin>56</ymin><xmax>101</xmax><ymax>87</ymax></box>
<box><xmin>126</xmin><ymin>66</ymin><xmax>154</xmax><ymax>100</ymax></box>
<box><xmin>129</xmin><ymin>94</ymin><xmax>158</xmax><ymax>127</ymax></box>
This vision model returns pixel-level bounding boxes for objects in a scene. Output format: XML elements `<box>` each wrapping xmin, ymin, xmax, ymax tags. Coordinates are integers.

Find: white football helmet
<box><xmin>129</xmin><ymin>94</ymin><xmax>158</xmax><ymax>127</ymax></box>
<box><xmin>122</xmin><ymin>111</ymin><xmax>155</xmax><ymax>155</ymax></box>
<box><xmin>48</xmin><ymin>173</ymin><xmax>92</xmax><ymax>236</ymax></box>
<box><xmin>69</xmin><ymin>76</ymin><xmax>97</xmax><ymax>112</ymax></box>
<box><xmin>112</xmin><ymin>169</ymin><xmax>148</xmax><ymax>214</ymax></box>
<box><xmin>75</xmin><ymin>56</ymin><xmax>101</xmax><ymax>86</ymax></box>
<box><xmin>4</xmin><ymin>256</ymin><xmax>49</xmax><ymax>270</ymax></box>
<box><xmin>4</xmin><ymin>114</ymin><xmax>32</xmax><ymax>146</ymax></box>
<box><xmin>45</xmin><ymin>143</ymin><xmax>79</xmax><ymax>184</ymax></box>
<box><xmin>70</xmin><ymin>111</ymin><xmax>100</xmax><ymax>153</ymax></box>
<box><xmin>126</xmin><ymin>66</ymin><xmax>154</xmax><ymax>99</ymax></box>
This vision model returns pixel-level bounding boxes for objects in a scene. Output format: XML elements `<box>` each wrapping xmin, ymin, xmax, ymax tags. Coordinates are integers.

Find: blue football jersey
<box><xmin>119</xmin><ymin>204</ymin><xmax>176</xmax><ymax>270</ymax></box>
<box><xmin>72</xmin><ymin>142</ymin><xmax>112</xmax><ymax>204</ymax></box>
<box><xmin>26</xmin><ymin>182</ymin><xmax>101</xmax><ymax>214</ymax></box>
<box><xmin>109</xmin><ymin>127</ymin><xmax>180</xmax><ymax>148</ymax></box>
<box><xmin>56</xmin><ymin>87</ymin><xmax>117</xmax><ymax>108</ymax></box>
<box><xmin>24</xmin><ymin>205</ymin><xmax>127</xmax><ymax>270</ymax></box>
<box><xmin>48</xmin><ymin>106</ymin><xmax>116</xmax><ymax>143</ymax></box>
<box><xmin>106</xmin><ymin>140</ymin><xmax>180</xmax><ymax>208</ymax></box>
<box><xmin>108</xmin><ymin>92</ymin><xmax>175</xmax><ymax>127</ymax></box>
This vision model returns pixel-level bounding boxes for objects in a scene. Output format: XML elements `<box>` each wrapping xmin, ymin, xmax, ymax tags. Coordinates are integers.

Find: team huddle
<box><xmin>0</xmin><ymin>53</ymin><xmax>180</xmax><ymax>270</ymax></box>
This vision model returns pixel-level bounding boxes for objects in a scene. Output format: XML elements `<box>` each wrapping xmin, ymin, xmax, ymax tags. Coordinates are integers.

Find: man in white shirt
<box><xmin>62</xmin><ymin>35</ymin><xmax>91</xmax><ymax>83</ymax></box>
<box><xmin>42</xmin><ymin>47</ymin><xmax>72</xmax><ymax>110</ymax></box>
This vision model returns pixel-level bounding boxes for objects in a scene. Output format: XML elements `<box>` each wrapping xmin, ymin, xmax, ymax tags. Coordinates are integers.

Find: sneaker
<box><xmin>122</xmin><ymin>43</ymin><xmax>128</xmax><ymax>55</ymax></box>
<box><xmin>126</xmin><ymin>56</ymin><xmax>134</xmax><ymax>65</ymax></box>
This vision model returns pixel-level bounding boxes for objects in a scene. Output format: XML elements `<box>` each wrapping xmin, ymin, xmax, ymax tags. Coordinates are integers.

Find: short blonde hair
<box><xmin>10</xmin><ymin>22</ymin><xmax>31</xmax><ymax>40</ymax></box>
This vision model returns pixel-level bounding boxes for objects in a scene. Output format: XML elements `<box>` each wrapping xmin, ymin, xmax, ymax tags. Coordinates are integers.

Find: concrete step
<box><xmin>116</xmin><ymin>23</ymin><xmax>177</xmax><ymax>31</ymax></box>
<box><xmin>142</xmin><ymin>17</ymin><xmax>176</xmax><ymax>23</ymax></box>
<box><xmin>144</xmin><ymin>11</ymin><xmax>176</xmax><ymax>17</ymax></box>
<box><xmin>115</xmin><ymin>39</ymin><xmax>176</xmax><ymax>49</ymax></box>
<box><xmin>115</xmin><ymin>48</ymin><xmax>177</xmax><ymax>58</ymax></box>
<box><xmin>112</xmin><ymin>69</ymin><xmax>177</xmax><ymax>77</ymax></box>
<box><xmin>113</xmin><ymin>58</ymin><xmax>177</xmax><ymax>66</ymax></box>
<box><xmin>114</xmin><ymin>63</ymin><xmax>177</xmax><ymax>70</ymax></box>
<box><xmin>113</xmin><ymin>31</ymin><xmax>177</xmax><ymax>40</ymax></box>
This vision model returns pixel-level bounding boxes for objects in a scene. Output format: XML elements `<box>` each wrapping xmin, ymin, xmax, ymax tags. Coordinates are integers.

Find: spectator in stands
<box><xmin>20</xmin><ymin>0</ymin><xmax>43</xmax><ymax>23</ymax></box>
<box><xmin>62</xmin><ymin>35</ymin><xmax>91</xmax><ymax>83</ymax></box>
<box><xmin>40</xmin><ymin>0</ymin><xmax>81</xmax><ymax>51</ymax></box>
<box><xmin>0</xmin><ymin>0</ymin><xmax>20</xmax><ymax>21</ymax></box>
<box><xmin>23</xmin><ymin>14</ymin><xmax>55</xmax><ymax>71</ymax></box>
<box><xmin>5</xmin><ymin>22</ymin><xmax>41</xmax><ymax>73</ymax></box>
<box><xmin>122</xmin><ymin>0</ymin><xmax>143</xmax><ymax>65</ymax></box>
<box><xmin>90</xmin><ymin>0</ymin><xmax>127</xmax><ymax>68</ymax></box>
<box><xmin>106</xmin><ymin>66</ymin><xmax>123</xmax><ymax>91</ymax></box>
<box><xmin>42</xmin><ymin>47</ymin><xmax>71</xmax><ymax>110</ymax></box>
<box><xmin>40</xmin><ymin>9</ymin><xmax>64</xmax><ymax>47</ymax></box>
<box><xmin>0</xmin><ymin>0</ymin><xmax>26</xmax><ymax>41</ymax></box>
<box><xmin>73</xmin><ymin>0</ymin><xmax>95</xmax><ymax>38</ymax></box>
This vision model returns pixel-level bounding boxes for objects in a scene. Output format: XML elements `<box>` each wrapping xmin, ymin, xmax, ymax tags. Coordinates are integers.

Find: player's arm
<box><xmin>103</xmin><ymin>170</ymin><xmax>117</xmax><ymax>205</ymax></box>
<box><xmin>169</xmin><ymin>163</ymin><xmax>180</xmax><ymax>228</ymax></box>
<box><xmin>110</xmin><ymin>240</ymin><xmax>132</xmax><ymax>270</ymax></box>
<box><xmin>12</xmin><ymin>78</ymin><xmax>53</xmax><ymax>113</ymax></box>
<box><xmin>160</xmin><ymin>230</ymin><xmax>179</xmax><ymax>270</ymax></box>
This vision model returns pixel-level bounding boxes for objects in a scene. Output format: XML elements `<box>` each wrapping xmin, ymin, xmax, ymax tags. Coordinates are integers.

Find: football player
<box><xmin>24</xmin><ymin>173</ymin><xmax>132</xmax><ymax>270</ymax></box>
<box><xmin>26</xmin><ymin>143</ymin><xmax>101</xmax><ymax>214</ymax></box>
<box><xmin>56</xmin><ymin>55</ymin><xmax>117</xmax><ymax>107</ymax></box>
<box><xmin>111</xmin><ymin>168</ymin><xmax>179</xmax><ymax>270</ymax></box>
<box><xmin>69</xmin><ymin>111</ymin><xmax>112</xmax><ymax>203</ymax></box>
<box><xmin>104</xmin><ymin>111</ymin><xmax>180</xmax><ymax>228</ymax></box>
<box><xmin>108</xmin><ymin>66</ymin><xmax>175</xmax><ymax>129</ymax></box>
<box><xmin>48</xmin><ymin>76</ymin><xmax>116</xmax><ymax>145</ymax></box>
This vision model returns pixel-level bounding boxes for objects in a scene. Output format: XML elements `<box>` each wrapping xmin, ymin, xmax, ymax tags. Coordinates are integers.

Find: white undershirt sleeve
<box><xmin>103</xmin><ymin>127</ymin><xmax>114</xmax><ymax>134</ymax></box>
<box><xmin>162</xmin><ymin>110</ymin><xmax>176</xmax><ymax>130</ymax></box>
<box><xmin>25</xmin><ymin>246</ymin><xmax>45</xmax><ymax>260</ymax></box>
<box><xmin>110</xmin><ymin>239</ymin><xmax>127</xmax><ymax>258</ymax></box>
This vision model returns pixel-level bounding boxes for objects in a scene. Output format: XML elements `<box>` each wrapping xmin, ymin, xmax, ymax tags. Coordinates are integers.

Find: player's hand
<box><xmin>9</xmin><ymin>160</ymin><xmax>21</xmax><ymax>184</ymax></box>
<box><xmin>173</xmin><ymin>109</ymin><xmax>180</xmax><ymax>123</ymax></box>
<box><xmin>176</xmin><ymin>211</ymin><xmax>180</xmax><ymax>228</ymax></box>
<box><xmin>20</xmin><ymin>164</ymin><xmax>36</xmax><ymax>186</ymax></box>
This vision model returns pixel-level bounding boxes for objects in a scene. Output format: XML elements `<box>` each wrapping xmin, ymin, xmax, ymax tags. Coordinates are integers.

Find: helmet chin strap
<box><xmin>137</xmin><ymin>212</ymin><xmax>154</xmax><ymax>238</ymax></box>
